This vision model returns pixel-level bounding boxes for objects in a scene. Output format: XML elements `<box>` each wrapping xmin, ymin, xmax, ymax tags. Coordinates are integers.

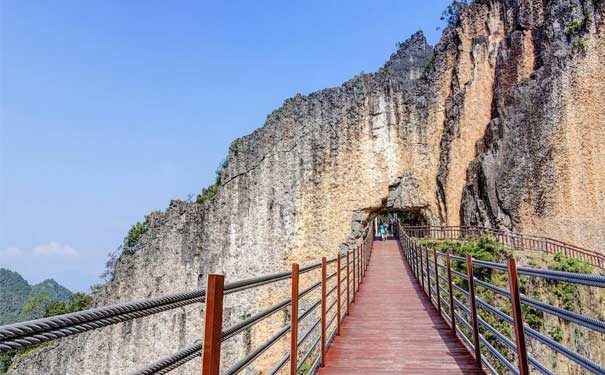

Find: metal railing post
<box><xmin>426</xmin><ymin>248</ymin><xmax>431</xmax><ymax>301</ymax></box>
<box><xmin>321</xmin><ymin>257</ymin><xmax>327</xmax><ymax>367</ymax></box>
<box><xmin>357</xmin><ymin>244</ymin><xmax>360</xmax><ymax>286</ymax></box>
<box><xmin>433</xmin><ymin>248</ymin><xmax>441</xmax><ymax>315</ymax></box>
<box><xmin>466</xmin><ymin>254</ymin><xmax>481</xmax><ymax>366</ymax></box>
<box><xmin>508</xmin><ymin>257</ymin><xmax>530</xmax><ymax>375</ymax></box>
<box><xmin>290</xmin><ymin>263</ymin><xmax>299</xmax><ymax>375</ymax></box>
<box><xmin>346</xmin><ymin>251</ymin><xmax>350</xmax><ymax>315</ymax></box>
<box><xmin>364</xmin><ymin>242</ymin><xmax>368</xmax><ymax>272</ymax></box>
<box><xmin>337</xmin><ymin>254</ymin><xmax>341</xmax><ymax>335</ymax></box>
<box><xmin>359</xmin><ymin>244</ymin><xmax>363</xmax><ymax>283</ymax></box>
<box><xmin>414</xmin><ymin>243</ymin><xmax>419</xmax><ymax>277</ymax></box>
<box><xmin>359</xmin><ymin>245</ymin><xmax>363</xmax><ymax>284</ymax></box>
<box><xmin>365</xmin><ymin>242</ymin><xmax>368</xmax><ymax>270</ymax></box>
<box><xmin>446</xmin><ymin>251</ymin><xmax>456</xmax><ymax>337</ymax></box>
<box><xmin>202</xmin><ymin>274</ymin><xmax>225</xmax><ymax>375</ymax></box>
<box><xmin>420</xmin><ymin>245</ymin><xmax>425</xmax><ymax>291</ymax></box>
<box><xmin>352</xmin><ymin>247</ymin><xmax>357</xmax><ymax>302</ymax></box>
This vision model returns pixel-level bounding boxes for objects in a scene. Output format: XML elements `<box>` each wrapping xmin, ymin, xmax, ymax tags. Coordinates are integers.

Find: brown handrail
<box><xmin>402</xmin><ymin>225</ymin><xmax>604</xmax><ymax>269</ymax></box>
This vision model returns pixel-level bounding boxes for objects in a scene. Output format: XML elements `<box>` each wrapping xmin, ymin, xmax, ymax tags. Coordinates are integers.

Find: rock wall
<box><xmin>460</xmin><ymin>0</ymin><xmax>605</xmax><ymax>253</ymax></box>
<box><xmin>10</xmin><ymin>0</ymin><xmax>605</xmax><ymax>374</ymax></box>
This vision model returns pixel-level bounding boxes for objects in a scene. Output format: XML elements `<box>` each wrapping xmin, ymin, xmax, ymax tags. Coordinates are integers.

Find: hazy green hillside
<box><xmin>0</xmin><ymin>269</ymin><xmax>31</xmax><ymax>325</ymax></box>
<box><xmin>0</xmin><ymin>269</ymin><xmax>93</xmax><ymax>373</ymax></box>
<box><xmin>30</xmin><ymin>279</ymin><xmax>72</xmax><ymax>305</ymax></box>
<box><xmin>0</xmin><ymin>268</ymin><xmax>72</xmax><ymax>325</ymax></box>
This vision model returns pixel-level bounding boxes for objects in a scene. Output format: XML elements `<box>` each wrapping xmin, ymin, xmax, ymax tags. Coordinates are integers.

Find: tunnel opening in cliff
<box><xmin>363</xmin><ymin>206</ymin><xmax>429</xmax><ymax>239</ymax></box>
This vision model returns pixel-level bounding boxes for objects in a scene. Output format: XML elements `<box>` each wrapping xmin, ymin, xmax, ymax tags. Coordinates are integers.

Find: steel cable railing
<box><xmin>160</xmin><ymin>227</ymin><xmax>373</xmax><ymax>375</ymax></box>
<box><xmin>398</xmin><ymin>225</ymin><xmax>605</xmax><ymax>375</ymax></box>
<box><xmin>0</xmin><ymin>289</ymin><xmax>206</xmax><ymax>352</ymax></box>
<box><xmin>1</xmin><ymin>226</ymin><xmax>374</xmax><ymax>375</ymax></box>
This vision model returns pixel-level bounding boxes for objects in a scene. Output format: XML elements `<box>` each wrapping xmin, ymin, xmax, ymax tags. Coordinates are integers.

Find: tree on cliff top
<box><xmin>441</xmin><ymin>0</ymin><xmax>468</xmax><ymax>27</ymax></box>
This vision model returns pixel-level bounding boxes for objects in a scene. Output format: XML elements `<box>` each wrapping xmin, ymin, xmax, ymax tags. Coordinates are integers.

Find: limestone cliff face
<box><xmin>460</xmin><ymin>0</ymin><xmax>605</xmax><ymax>254</ymax></box>
<box><xmin>10</xmin><ymin>0</ymin><xmax>605</xmax><ymax>374</ymax></box>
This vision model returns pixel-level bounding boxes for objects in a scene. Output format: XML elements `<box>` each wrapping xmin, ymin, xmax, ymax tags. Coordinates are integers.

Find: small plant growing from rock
<box><xmin>124</xmin><ymin>221</ymin><xmax>149</xmax><ymax>253</ymax></box>
<box><xmin>550</xmin><ymin>325</ymin><xmax>564</xmax><ymax>343</ymax></box>
<box><xmin>566</xmin><ymin>19</ymin><xmax>581</xmax><ymax>34</ymax></box>
<box><xmin>573</xmin><ymin>37</ymin><xmax>589</xmax><ymax>54</ymax></box>
<box><xmin>196</xmin><ymin>178</ymin><xmax>219</xmax><ymax>204</ymax></box>
<box><xmin>420</xmin><ymin>54</ymin><xmax>436</xmax><ymax>81</ymax></box>
<box><xmin>196</xmin><ymin>159</ymin><xmax>228</xmax><ymax>204</ymax></box>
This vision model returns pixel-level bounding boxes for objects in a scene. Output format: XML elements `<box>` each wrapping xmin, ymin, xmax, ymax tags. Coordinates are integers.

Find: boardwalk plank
<box><xmin>318</xmin><ymin>240</ymin><xmax>484</xmax><ymax>375</ymax></box>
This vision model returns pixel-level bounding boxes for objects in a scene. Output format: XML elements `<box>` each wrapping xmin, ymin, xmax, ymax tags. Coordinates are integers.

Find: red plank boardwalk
<box><xmin>318</xmin><ymin>240</ymin><xmax>484</xmax><ymax>375</ymax></box>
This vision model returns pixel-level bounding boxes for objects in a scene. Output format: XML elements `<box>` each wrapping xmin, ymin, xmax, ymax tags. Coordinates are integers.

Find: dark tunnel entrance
<box><xmin>370</xmin><ymin>208</ymin><xmax>429</xmax><ymax>239</ymax></box>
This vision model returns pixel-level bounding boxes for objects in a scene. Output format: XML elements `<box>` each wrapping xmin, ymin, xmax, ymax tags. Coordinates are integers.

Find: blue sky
<box><xmin>1</xmin><ymin>0</ymin><xmax>450</xmax><ymax>292</ymax></box>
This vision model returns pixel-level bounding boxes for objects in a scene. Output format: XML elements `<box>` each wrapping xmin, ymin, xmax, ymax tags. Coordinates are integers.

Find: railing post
<box><xmin>446</xmin><ymin>251</ymin><xmax>456</xmax><ymax>337</ymax></box>
<box><xmin>357</xmin><ymin>243</ymin><xmax>363</xmax><ymax>285</ymax></box>
<box><xmin>508</xmin><ymin>257</ymin><xmax>530</xmax><ymax>375</ymax></box>
<box><xmin>466</xmin><ymin>254</ymin><xmax>481</xmax><ymax>367</ymax></box>
<box><xmin>202</xmin><ymin>274</ymin><xmax>225</xmax><ymax>375</ymax></box>
<box><xmin>346</xmin><ymin>251</ymin><xmax>350</xmax><ymax>315</ymax></box>
<box><xmin>321</xmin><ymin>257</ymin><xmax>327</xmax><ymax>367</ymax></box>
<box><xmin>337</xmin><ymin>254</ymin><xmax>341</xmax><ymax>335</ymax></box>
<box><xmin>364</xmin><ymin>242</ymin><xmax>367</xmax><ymax>272</ymax></box>
<box><xmin>420</xmin><ymin>245</ymin><xmax>425</xmax><ymax>291</ymax></box>
<box><xmin>433</xmin><ymin>248</ymin><xmax>441</xmax><ymax>315</ymax></box>
<box><xmin>414</xmin><ymin>243</ymin><xmax>419</xmax><ymax>277</ymax></box>
<box><xmin>359</xmin><ymin>245</ymin><xmax>363</xmax><ymax>284</ymax></box>
<box><xmin>290</xmin><ymin>263</ymin><xmax>299</xmax><ymax>375</ymax></box>
<box><xmin>426</xmin><ymin>248</ymin><xmax>431</xmax><ymax>301</ymax></box>
<box><xmin>352</xmin><ymin>247</ymin><xmax>357</xmax><ymax>302</ymax></box>
<box><xmin>359</xmin><ymin>244</ymin><xmax>363</xmax><ymax>283</ymax></box>
<box><xmin>364</xmin><ymin>242</ymin><xmax>367</xmax><ymax>273</ymax></box>
<box><xmin>365</xmin><ymin>242</ymin><xmax>372</xmax><ymax>273</ymax></box>
<box><xmin>357</xmin><ymin>244</ymin><xmax>360</xmax><ymax>285</ymax></box>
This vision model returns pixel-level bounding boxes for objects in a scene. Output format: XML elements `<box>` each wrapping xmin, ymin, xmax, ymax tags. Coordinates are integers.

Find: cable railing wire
<box><xmin>0</xmin><ymin>220</ymin><xmax>375</xmax><ymax>375</ymax></box>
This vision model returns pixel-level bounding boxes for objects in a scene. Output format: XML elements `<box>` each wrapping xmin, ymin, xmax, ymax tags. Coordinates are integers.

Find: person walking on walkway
<box><xmin>379</xmin><ymin>223</ymin><xmax>387</xmax><ymax>241</ymax></box>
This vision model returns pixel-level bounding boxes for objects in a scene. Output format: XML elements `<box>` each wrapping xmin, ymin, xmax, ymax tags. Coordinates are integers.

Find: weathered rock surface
<box><xmin>10</xmin><ymin>0</ymin><xmax>605</xmax><ymax>374</ymax></box>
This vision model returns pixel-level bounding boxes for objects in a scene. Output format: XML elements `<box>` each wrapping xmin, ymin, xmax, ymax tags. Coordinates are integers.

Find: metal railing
<box><xmin>402</xmin><ymin>225</ymin><xmax>605</xmax><ymax>269</ymax></box>
<box><xmin>0</xmin><ymin>228</ymin><xmax>374</xmax><ymax>375</ymax></box>
<box><xmin>398</xmin><ymin>226</ymin><xmax>605</xmax><ymax>375</ymax></box>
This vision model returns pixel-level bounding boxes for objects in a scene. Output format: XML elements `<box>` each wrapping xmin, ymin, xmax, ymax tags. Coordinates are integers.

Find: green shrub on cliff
<box><xmin>441</xmin><ymin>0</ymin><xmax>468</xmax><ymax>27</ymax></box>
<box><xmin>420</xmin><ymin>54</ymin><xmax>436</xmax><ymax>81</ymax></box>
<box><xmin>196</xmin><ymin>159</ymin><xmax>228</xmax><ymax>204</ymax></box>
<box><xmin>196</xmin><ymin>175</ymin><xmax>220</xmax><ymax>204</ymax></box>
<box><xmin>124</xmin><ymin>221</ymin><xmax>149</xmax><ymax>254</ymax></box>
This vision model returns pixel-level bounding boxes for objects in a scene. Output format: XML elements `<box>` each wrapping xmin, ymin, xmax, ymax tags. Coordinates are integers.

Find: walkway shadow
<box><xmin>395</xmin><ymin>241</ymin><xmax>485</xmax><ymax>375</ymax></box>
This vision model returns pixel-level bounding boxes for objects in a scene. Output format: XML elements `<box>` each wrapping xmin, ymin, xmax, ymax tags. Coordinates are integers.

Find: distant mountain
<box><xmin>30</xmin><ymin>279</ymin><xmax>72</xmax><ymax>305</ymax></box>
<box><xmin>0</xmin><ymin>268</ymin><xmax>72</xmax><ymax>326</ymax></box>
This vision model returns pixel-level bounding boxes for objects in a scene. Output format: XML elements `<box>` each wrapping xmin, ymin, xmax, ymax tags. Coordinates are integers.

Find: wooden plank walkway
<box><xmin>318</xmin><ymin>240</ymin><xmax>484</xmax><ymax>374</ymax></box>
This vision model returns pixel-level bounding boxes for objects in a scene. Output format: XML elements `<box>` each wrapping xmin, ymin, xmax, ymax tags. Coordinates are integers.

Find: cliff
<box><xmin>10</xmin><ymin>0</ymin><xmax>605</xmax><ymax>374</ymax></box>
